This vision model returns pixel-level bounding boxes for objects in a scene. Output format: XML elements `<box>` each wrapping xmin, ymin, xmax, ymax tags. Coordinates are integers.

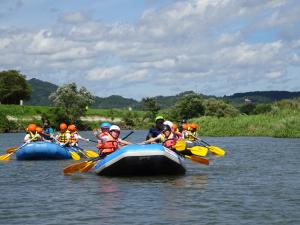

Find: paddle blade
<box><xmin>6</xmin><ymin>147</ymin><xmax>18</xmax><ymax>153</ymax></box>
<box><xmin>209</xmin><ymin>146</ymin><xmax>225</xmax><ymax>156</ymax></box>
<box><xmin>185</xmin><ymin>155</ymin><xmax>209</xmax><ymax>165</ymax></box>
<box><xmin>175</xmin><ymin>140</ymin><xmax>186</xmax><ymax>151</ymax></box>
<box><xmin>63</xmin><ymin>161</ymin><xmax>88</xmax><ymax>174</ymax></box>
<box><xmin>70</xmin><ymin>151</ymin><xmax>81</xmax><ymax>160</ymax></box>
<box><xmin>79</xmin><ymin>161</ymin><xmax>96</xmax><ymax>172</ymax></box>
<box><xmin>85</xmin><ymin>150</ymin><xmax>99</xmax><ymax>158</ymax></box>
<box><xmin>189</xmin><ymin>146</ymin><xmax>208</xmax><ymax>157</ymax></box>
<box><xmin>0</xmin><ymin>153</ymin><xmax>13</xmax><ymax>161</ymax></box>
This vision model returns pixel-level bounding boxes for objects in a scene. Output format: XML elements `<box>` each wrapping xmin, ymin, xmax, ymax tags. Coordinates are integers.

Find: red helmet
<box><xmin>59</xmin><ymin>123</ymin><xmax>67</xmax><ymax>130</ymax></box>
<box><xmin>68</xmin><ymin>124</ymin><xmax>76</xmax><ymax>132</ymax></box>
<box><xmin>27</xmin><ymin>124</ymin><xmax>37</xmax><ymax>132</ymax></box>
<box><xmin>172</xmin><ymin>123</ymin><xmax>178</xmax><ymax>131</ymax></box>
<box><xmin>182</xmin><ymin>124</ymin><xmax>188</xmax><ymax>130</ymax></box>
<box><xmin>190</xmin><ymin>123</ymin><xmax>198</xmax><ymax>129</ymax></box>
<box><xmin>36</xmin><ymin>127</ymin><xmax>43</xmax><ymax>134</ymax></box>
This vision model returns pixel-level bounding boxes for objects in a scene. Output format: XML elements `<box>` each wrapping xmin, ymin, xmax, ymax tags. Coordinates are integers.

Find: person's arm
<box><xmin>76</xmin><ymin>133</ymin><xmax>89</xmax><ymax>141</ymax></box>
<box><xmin>24</xmin><ymin>134</ymin><xmax>31</xmax><ymax>143</ymax></box>
<box><xmin>145</xmin><ymin>127</ymin><xmax>156</xmax><ymax>140</ymax></box>
<box><xmin>118</xmin><ymin>139</ymin><xmax>131</xmax><ymax>146</ymax></box>
<box><xmin>93</xmin><ymin>128</ymin><xmax>105</xmax><ymax>140</ymax></box>
<box><xmin>143</xmin><ymin>134</ymin><xmax>160</xmax><ymax>144</ymax></box>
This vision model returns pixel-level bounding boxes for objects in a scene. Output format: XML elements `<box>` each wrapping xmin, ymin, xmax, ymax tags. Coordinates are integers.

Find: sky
<box><xmin>0</xmin><ymin>0</ymin><xmax>299</xmax><ymax>100</ymax></box>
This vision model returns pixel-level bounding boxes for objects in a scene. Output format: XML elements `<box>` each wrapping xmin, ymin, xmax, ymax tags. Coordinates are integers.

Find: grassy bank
<box><xmin>193</xmin><ymin>109</ymin><xmax>300</xmax><ymax>137</ymax></box>
<box><xmin>1</xmin><ymin>104</ymin><xmax>300</xmax><ymax>137</ymax></box>
<box><xmin>0</xmin><ymin>104</ymin><xmax>147</xmax><ymax>132</ymax></box>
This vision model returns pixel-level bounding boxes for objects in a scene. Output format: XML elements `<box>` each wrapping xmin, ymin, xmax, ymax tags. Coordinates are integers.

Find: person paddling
<box><xmin>42</xmin><ymin>119</ymin><xmax>54</xmax><ymax>141</ymax></box>
<box><xmin>93</xmin><ymin>122</ymin><xmax>111</xmax><ymax>140</ymax></box>
<box><xmin>145</xmin><ymin>115</ymin><xmax>165</xmax><ymax>142</ymax></box>
<box><xmin>56</xmin><ymin>123</ymin><xmax>69</xmax><ymax>145</ymax></box>
<box><xmin>67</xmin><ymin>124</ymin><xmax>89</xmax><ymax>147</ymax></box>
<box><xmin>24</xmin><ymin>124</ymin><xmax>42</xmax><ymax>143</ymax></box>
<box><xmin>36</xmin><ymin>126</ymin><xmax>46</xmax><ymax>141</ymax></box>
<box><xmin>144</xmin><ymin>121</ymin><xmax>179</xmax><ymax>151</ymax></box>
<box><xmin>183</xmin><ymin>123</ymin><xmax>198</xmax><ymax>141</ymax></box>
<box><xmin>97</xmin><ymin>125</ymin><xmax>131</xmax><ymax>158</ymax></box>
<box><xmin>178</xmin><ymin>119</ymin><xmax>188</xmax><ymax>133</ymax></box>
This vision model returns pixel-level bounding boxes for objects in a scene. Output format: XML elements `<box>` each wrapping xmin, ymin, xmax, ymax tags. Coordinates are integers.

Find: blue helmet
<box><xmin>100</xmin><ymin>122</ymin><xmax>111</xmax><ymax>129</ymax></box>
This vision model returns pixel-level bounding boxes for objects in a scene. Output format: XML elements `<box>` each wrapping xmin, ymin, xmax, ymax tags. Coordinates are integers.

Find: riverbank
<box><xmin>0</xmin><ymin>104</ymin><xmax>300</xmax><ymax>137</ymax></box>
<box><xmin>194</xmin><ymin>109</ymin><xmax>300</xmax><ymax>138</ymax></box>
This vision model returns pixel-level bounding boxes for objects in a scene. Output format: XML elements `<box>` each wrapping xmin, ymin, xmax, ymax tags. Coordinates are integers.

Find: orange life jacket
<box><xmin>161</xmin><ymin>132</ymin><xmax>178</xmax><ymax>149</ymax></box>
<box><xmin>97</xmin><ymin>134</ymin><xmax>119</xmax><ymax>154</ymax></box>
<box><xmin>69</xmin><ymin>132</ymin><xmax>78</xmax><ymax>144</ymax></box>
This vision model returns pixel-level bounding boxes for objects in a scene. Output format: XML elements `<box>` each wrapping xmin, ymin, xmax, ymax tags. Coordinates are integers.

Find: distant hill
<box><xmin>25</xmin><ymin>78</ymin><xmax>300</xmax><ymax>108</ymax></box>
<box><xmin>93</xmin><ymin>95</ymin><xmax>139</xmax><ymax>109</ymax></box>
<box><xmin>24</xmin><ymin>78</ymin><xmax>58</xmax><ymax>106</ymax></box>
<box><xmin>224</xmin><ymin>91</ymin><xmax>300</xmax><ymax>105</ymax></box>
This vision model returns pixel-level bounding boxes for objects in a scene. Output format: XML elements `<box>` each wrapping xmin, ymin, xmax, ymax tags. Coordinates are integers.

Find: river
<box><xmin>0</xmin><ymin>131</ymin><xmax>299</xmax><ymax>225</ymax></box>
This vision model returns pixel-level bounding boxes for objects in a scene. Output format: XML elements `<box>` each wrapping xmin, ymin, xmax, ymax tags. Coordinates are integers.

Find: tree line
<box><xmin>1</xmin><ymin>70</ymin><xmax>298</xmax><ymax>130</ymax></box>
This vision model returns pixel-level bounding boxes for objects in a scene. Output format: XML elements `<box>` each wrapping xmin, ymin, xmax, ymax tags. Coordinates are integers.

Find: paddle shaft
<box><xmin>89</xmin><ymin>131</ymin><xmax>134</xmax><ymax>143</ymax></box>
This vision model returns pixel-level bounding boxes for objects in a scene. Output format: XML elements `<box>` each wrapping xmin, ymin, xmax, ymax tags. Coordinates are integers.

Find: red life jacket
<box><xmin>69</xmin><ymin>132</ymin><xmax>78</xmax><ymax>144</ymax></box>
<box><xmin>162</xmin><ymin>132</ymin><xmax>178</xmax><ymax>149</ymax></box>
<box><xmin>175</xmin><ymin>131</ymin><xmax>182</xmax><ymax>139</ymax></box>
<box><xmin>100</xmin><ymin>132</ymin><xmax>109</xmax><ymax>138</ymax></box>
<box><xmin>97</xmin><ymin>134</ymin><xmax>119</xmax><ymax>154</ymax></box>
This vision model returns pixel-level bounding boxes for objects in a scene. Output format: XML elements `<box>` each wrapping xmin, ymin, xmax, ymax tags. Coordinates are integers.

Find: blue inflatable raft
<box><xmin>16</xmin><ymin>141</ymin><xmax>72</xmax><ymax>160</ymax></box>
<box><xmin>94</xmin><ymin>144</ymin><xmax>186</xmax><ymax>176</ymax></box>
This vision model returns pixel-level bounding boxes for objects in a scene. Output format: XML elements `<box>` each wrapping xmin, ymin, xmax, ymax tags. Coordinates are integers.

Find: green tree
<box><xmin>49</xmin><ymin>83</ymin><xmax>95</xmax><ymax>122</ymax></box>
<box><xmin>0</xmin><ymin>70</ymin><xmax>31</xmax><ymax>104</ymax></box>
<box><xmin>169</xmin><ymin>93</ymin><xmax>205</xmax><ymax>121</ymax></box>
<box><xmin>254</xmin><ymin>103</ymin><xmax>272</xmax><ymax>114</ymax></box>
<box><xmin>142</xmin><ymin>97</ymin><xmax>160</xmax><ymax>121</ymax></box>
<box><xmin>239</xmin><ymin>103</ymin><xmax>256</xmax><ymax>115</ymax></box>
<box><xmin>203</xmin><ymin>98</ymin><xmax>239</xmax><ymax>117</ymax></box>
<box><xmin>121</xmin><ymin>110</ymin><xmax>136</xmax><ymax>127</ymax></box>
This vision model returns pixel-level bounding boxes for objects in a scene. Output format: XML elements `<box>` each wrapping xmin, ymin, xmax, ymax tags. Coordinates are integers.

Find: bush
<box><xmin>239</xmin><ymin>103</ymin><xmax>256</xmax><ymax>115</ymax></box>
<box><xmin>169</xmin><ymin>93</ymin><xmax>204</xmax><ymax>121</ymax></box>
<box><xmin>254</xmin><ymin>104</ymin><xmax>272</xmax><ymax>114</ymax></box>
<box><xmin>203</xmin><ymin>98</ymin><xmax>239</xmax><ymax>117</ymax></box>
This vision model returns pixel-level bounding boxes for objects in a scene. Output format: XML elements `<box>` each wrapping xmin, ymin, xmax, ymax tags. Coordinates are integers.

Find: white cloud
<box><xmin>0</xmin><ymin>0</ymin><xmax>299</xmax><ymax>99</ymax></box>
<box><xmin>26</xmin><ymin>29</ymin><xmax>74</xmax><ymax>54</ymax></box>
<box><xmin>265</xmin><ymin>70</ymin><xmax>284</xmax><ymax>79</ymax></box>
<box><xmin>87</xmin><ymin>66</ymin><xmax>124</xmax><ymax>81</ymax></box>
<box><xmin>59</xmin><ymin>12</ymin><xmax>89</xmax><ymax>24</ymax></box>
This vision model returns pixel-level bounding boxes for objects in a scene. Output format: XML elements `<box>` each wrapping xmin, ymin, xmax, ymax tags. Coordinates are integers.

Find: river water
<box><xmin>0</xmin><ymin>131</ymin><xmax>299</xmax><ymax>225</ymax></box>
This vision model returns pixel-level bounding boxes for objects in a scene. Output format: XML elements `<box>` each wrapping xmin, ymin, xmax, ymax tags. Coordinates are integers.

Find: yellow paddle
<box><xmin>69</xmin><ymin>150</ymin><xmax>80</xmax><ymax>160</ymax></box>
<box><xmin>79</xmin><ymin>161</ymin><xmax>97</xmax><ymax>172</ymax></box>
<box><xmin>85</xmin><ymin>150</ymin><xmax>99</xmax><ymax>158</ymax></box>
<box><xmin>64</xmin><ymin>160</ymin><xmax>91</xmax><ymax>174</ymax></box>
<box><xmin>0</xmin><ymin>142</ymin><xmax>29</xmax><ymax>160</ymax></box>
<box><xmin>6</xmin><ymin>146</ymin><xmax>18</xmax><ymax>153</ymax></box>
<box><xmin>198</xmin><ymin>140</ymin><xmax>225</xmax><ymax>156</ymax></box>
<box><xmin>187</xmin><ymin>133</ymin><xmax>226</xmax><ymax>156</ymax></box>
<box><xmin>175</xmin><ymin>140</ymin><xmax>208</xmax><ymax>157</ymax></box>
<box><xmin>64</xmin><ymin>155</ymin><xmax>102</xmax><ymax>174</ymax></box>
<box><xmin>174</xmin><ymin>140</ymin><xmax>187</xmax><ymax>151</ymax></box>
<box><xmin>72</xmin><ymin>146</ymin><xmax>99</xmax><ymax>158</ymax></box>
<box><xmin>188</xmin><ymin>146</ymin><xmax>208</xmax><ymax>157</ymax></box>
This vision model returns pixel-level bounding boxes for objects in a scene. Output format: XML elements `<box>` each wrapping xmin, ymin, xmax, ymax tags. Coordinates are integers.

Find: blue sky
<box><xmin>0</xmin><ymin>0</ymin><xmax>299</xmax><ymax>100</ymax></box>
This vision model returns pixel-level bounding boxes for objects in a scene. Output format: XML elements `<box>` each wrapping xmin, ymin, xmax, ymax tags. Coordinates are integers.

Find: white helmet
<box><xmin>163</xmin><ymin>121</ymin><xmax>173</xmax><ymax>130</ymax></box>
<box><xmin>109</xmin><ymin>125</ymin><xmax>121</xmax><ymax>132</ymax></box>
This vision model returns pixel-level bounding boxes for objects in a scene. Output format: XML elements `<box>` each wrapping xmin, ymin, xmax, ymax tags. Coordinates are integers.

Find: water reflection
<box><xmin>169</xmin><ymin>174</ymin><xmax>208</xmax><ymax>189</ymax></box>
